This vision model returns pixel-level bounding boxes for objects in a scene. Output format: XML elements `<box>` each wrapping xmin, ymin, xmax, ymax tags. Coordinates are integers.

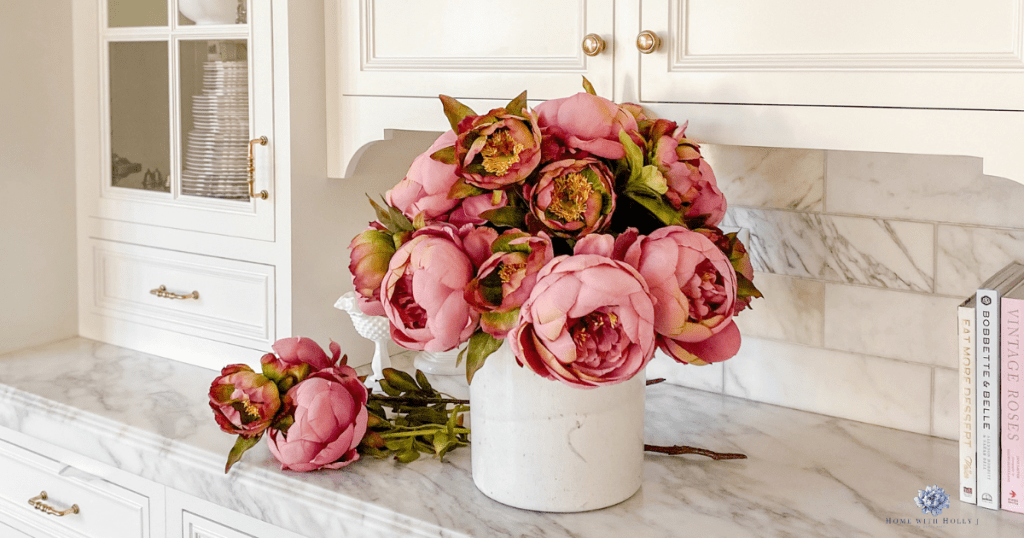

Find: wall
<box><xmin>648</xmin><ymin>145</ymin><xmax>1024</xmax><ymax>440</ymax></box>
<box><xmin>0</xmin><ymin>0</ymin><xmax>78</xmax><ymax>355</ymax></box>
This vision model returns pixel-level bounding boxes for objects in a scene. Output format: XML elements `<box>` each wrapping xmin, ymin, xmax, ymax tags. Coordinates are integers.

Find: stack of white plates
<box><xmin>181</xmin><ymin>60</ymin><xmax>249</xmax><ymax>200</ymax></box>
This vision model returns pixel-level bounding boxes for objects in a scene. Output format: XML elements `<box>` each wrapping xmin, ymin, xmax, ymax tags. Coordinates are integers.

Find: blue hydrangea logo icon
<box><xmin>914</xmin><ymin>485</ymin><xmax>950</xmax><ymax>516</ymax></box>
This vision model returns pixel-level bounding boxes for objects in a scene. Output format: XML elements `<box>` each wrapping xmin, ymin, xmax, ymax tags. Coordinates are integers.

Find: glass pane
<box><xmin>180</xmin><ymin>40</ymin><xmax>249</xmax><ymax>200</ymax></box>
<box><xmin>109</xmin><ymin>41</ymin><xmax>170</xmax><ymax>193</ymax></box>
<box><xmin>108</xmin><ymin>0</ymin><xmax>167</xmax><ymax>28</ymax></box>
<box><xmin>178</xmin><ymin>0</ymin><xmax>246</xmax><ymax>25</ymax></box>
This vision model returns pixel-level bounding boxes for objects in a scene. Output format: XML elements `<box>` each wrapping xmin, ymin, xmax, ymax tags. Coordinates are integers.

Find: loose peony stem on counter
<box><xmin>644</xmin><ymin>444</ymin><xmax>747</xmax><ymax>460</ymax></box>
<box><xmin>646</xmin><ymin>378</ymin><xmax>666</xmax><ymax>386</ymax></box>
<box><xmin>371</xmin><ymin>395</ymin><xmax>469</xmax><ymax>406</ymax></box>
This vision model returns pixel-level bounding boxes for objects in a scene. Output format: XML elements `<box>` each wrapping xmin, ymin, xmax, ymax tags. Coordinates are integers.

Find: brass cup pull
<box><xmin>581</xmin><ymin>33</ymin><xmax>606</xmax><ymax>56</ymax></box>
<box><xmin>150</xmin><ymin>285</ymin><xmax>199</xmax><ymax>300</ymax></box>
<box><xmin>636</xmin><ymin>30</ymin><xmax>661</xmax><ymax>54</ymax></box>
<box><xmin>248</xmin><ymin>136</ymin><xmax>269</xmax><ymax>200</ymax></box>
<box><xmin>28</xmin><ymin>491</ymin><xmax>79</xmax><ymax>517</ymax></box>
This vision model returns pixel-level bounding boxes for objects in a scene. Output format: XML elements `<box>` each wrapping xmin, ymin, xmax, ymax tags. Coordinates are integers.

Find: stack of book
<box><xmin>959</xmin><ymin>261</ymin><xmax>1024</xmax><ymax>512</ymax></box>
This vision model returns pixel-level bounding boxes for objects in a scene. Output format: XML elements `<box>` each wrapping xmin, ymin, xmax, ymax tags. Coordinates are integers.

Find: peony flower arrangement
<box><xmin>210</xmin><ymin>337</ymin><xmax>469</xmax><ymax>473</ymax></box>
<box><xmin>349</xmin><ymin>81</ymin><xmax>761</xmax><ymax>387</ymax></box>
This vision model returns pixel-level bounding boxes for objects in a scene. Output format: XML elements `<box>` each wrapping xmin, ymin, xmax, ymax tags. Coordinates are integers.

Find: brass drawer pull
<box><xmin>28</xmin><ymin>491</ymin><xmax>79</xmax><ymax>517</ymax></box>
<box><xmin>248</xmin><ymin>136</ymin><xmax>269</xmax><ymax>200</ymax></box>
<box><xmin>150</xmin><ymin>285</ymin><xmax>200</xmax><ymax>300</ymax></box>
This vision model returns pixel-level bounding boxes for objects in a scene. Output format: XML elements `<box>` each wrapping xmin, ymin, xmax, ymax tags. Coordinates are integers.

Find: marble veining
<box><xmin>724</xmin><ymin>209</ymin><xmax>934</xmax><ymax>292</ymax></box>
<box><xmin>1</xmin><ymin>338</ymin><xmax>1022</xmax><ymax>537</ymax></box>
<box><xmin>703</xmin><ymin>145</ymin><xmax>825</xmax><ymax>211</ymax></box>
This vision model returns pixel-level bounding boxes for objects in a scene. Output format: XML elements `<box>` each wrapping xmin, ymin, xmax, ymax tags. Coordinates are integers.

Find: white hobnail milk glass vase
<box><xmin>468</xmin><ymin>340</ymin><xmax>645</xmax><ymax>512</ymax></box>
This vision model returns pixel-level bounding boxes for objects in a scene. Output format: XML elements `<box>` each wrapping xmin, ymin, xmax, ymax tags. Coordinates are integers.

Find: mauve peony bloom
<box><xmin>267</xmin><ymin>366</ymin><xmax>369</xmax><ymax>472</ymax></box>
<box><xmin>649</xmin><ymin>121</ymin><xmax>727</xmax><ymax>227</ymax></box>
<box><xmin>348</xmin><ymin>224</ymin><xmax>395</xmax><ymax>317</ymax></box>
<box><xmin>447</xmin><ymin>190</ymin><xmax>509</xmax><ymax>227</ymax></box>
<box><xmin>524</xmin><ymin>158</ymin><xmax>616</xmax><ymax>239</ymax></box>
<box><xmin>269</xmin><ymin>336</ymin><xmax>341</xmax><ymax>372</ymax></box>
<box><xmin>386</xmin><ymin>131</ymin><xmax>461</xmax><ymax>221</ymax></box>
<box><xmin>510</xmin><ymin>254</ymin><xmax>657</xmax><ymax>388</ymax></box>
<box><xmin>620</xmin><ymin>226</ymin><xmax>740</xmax><ymax>365</ymax></box>
<box><xmin>381</xmin><ymin>225</ymin><xmax>479</xmax><ymax>351</ymax></box>
<box><xmin>209</xmin><ymin>364</ymin><xmax>281</xmax><ymax>438</ymax></box>
<box><xmin>534</xmin><ymin>92</ymin><xmax>639</xmax><ymax>160</ymax></box>
<box><xmin>455</xmin><ymin>108</ymin><xmax>542</xmax><ymax>189</ymax></box>
<box><xmin>464</xmin><ymin>230</ymin><xmax>554</xmax><ymax>338</ymax></box>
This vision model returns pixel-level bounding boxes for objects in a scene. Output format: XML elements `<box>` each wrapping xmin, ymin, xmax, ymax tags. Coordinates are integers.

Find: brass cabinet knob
<box><xmin>150</xmin><ymin>285</ymin><xmax>199</xmax><ymax>300</ymax></box>
<box><xmin>581</xmin><ymin>33</ymin><xmax>606</xmax><ymax>56</ymax></box>
<box><xmin>248</xmin><ymin>136</ymin><xmax>269</xmax><ymax>200</ymax></box>
<box><xmin>636</xmin><ymin>30</ymin><xmax>661</xmax><ymax>54</ymax></box>
<box><xmin>28</xmin><ymin>492</ymin><xmax>80</xmax><ymax>517</ymax></box>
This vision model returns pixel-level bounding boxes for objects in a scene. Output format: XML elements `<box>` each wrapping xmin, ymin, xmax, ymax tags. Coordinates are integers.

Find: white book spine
<box><xmin>958</xmin><ymin>304</ymin><xmax>977</xmax><ymax>504</ymax></box>
<box><xmin>977</xmin><ymin>288</ymin><xmax>1001</xmax><ymax>510</ymax></box>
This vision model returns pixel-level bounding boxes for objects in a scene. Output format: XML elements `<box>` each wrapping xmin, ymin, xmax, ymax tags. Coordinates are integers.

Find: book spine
<box><xmin>1003</xmin><ymin>297</ymin><xmax>1024</xmax><ymax>513</ymax></box>
<box><xmin>977</xmin><ymin>288</ymin><xmax>1001</xmax><ymax>510</ymax></box>
<box><xmin>958</xmin><ymin>304</ymin><xmax>977</xmax><ymax>504</ymax></box>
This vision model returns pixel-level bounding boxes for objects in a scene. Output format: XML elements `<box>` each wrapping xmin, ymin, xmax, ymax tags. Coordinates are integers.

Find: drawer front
<box><xmin>90</xmin><ymin>240</ymin><xmax>275</xmax><ymax>349</ymax></box>
<box><xmin>0</xmin><ymin>438</ymin><xmax>150</xmax><ymax>538</ymax></box>
<box><xmin>181</xmin><ymin>511</ymin><xmax>255</xmax><ymax>538</ymax></box>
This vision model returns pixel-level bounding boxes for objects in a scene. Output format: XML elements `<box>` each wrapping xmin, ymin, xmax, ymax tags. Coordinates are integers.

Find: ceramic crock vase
<box><xmin>469</xmin><ymin>341</ymin><xmax>645</xmax><ymax>512</ymax></box>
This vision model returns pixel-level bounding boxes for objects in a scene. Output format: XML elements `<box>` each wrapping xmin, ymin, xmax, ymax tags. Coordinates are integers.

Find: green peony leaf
<box><xmin>735</xmin><ymin>272</ymin><xmax>764</xmax><ymax>300</ymax></box>
<box><xmin>618</xmin><ymin>130</ymin><xmax>644</xmax><ymax>185</ymax></box>
<box><xmin>414</xmin><ymin>370</ymin><xmax>433</xmax><ymax>393</ymax></box>
<box><xmin>447</xmin><ymin>178</ymin><xmax>488</xmax><ymax>200</ymax></box>
<box><xmin>378</xmin><ymin>379</ymin><xmax>402</xmax><ymax>397</ymax></box>
<box><xmin>480</xmin><ymin>206</ymin><xmax>527</xmax><ymax>229</ymax></box>
<box><xmin>224</xmin><ymin>434</ymin><xmax>261</xmax><ymax>474</ymax></box>
<box><xmin>637</xmin><ymin>165</ymin><xmax>669</xmax><ymax>195</ymax></box>
<box><xmin>382</xmin><ymin>368</ymin><xmax>420</xmax><ymax>393</ymax></box>
<box><xmin>439</xmin><ymin>94</ymin><xmax>477</xmax><ymax>132</ymax></box>
<box><xmin>396</xmin><ymin>449</ymin><xmax>421</xmax><ymax>463</ymax></box>
<box><xmin>430</xmin><ymin>145</ymin><xmax>457</xmax><ymax>165</ymax></box>
<box><xmin>466</xmin><ymin>331</ymin><xmax>504</xmax><ymax>384</ymax></box>
<box><xmin>582</xmin><ymin>76</ymin><xmax>597</xmax><ymax>96</ymax></box>
<box><xmin>625</xmin><ymin>190</ymin><xmax>684</xmax><ymax>226</ymax></box>
<box><xmin>505</xmin><ymin>90</ymin><xmax>528</xmax><ymax>116</ymax></box>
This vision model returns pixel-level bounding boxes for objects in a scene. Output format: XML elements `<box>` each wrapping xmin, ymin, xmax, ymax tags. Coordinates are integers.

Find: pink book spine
<box><xmin>1002</xmin><ymin>295</ymin><xmax>1024</xmax><ymax>513</ymax></box>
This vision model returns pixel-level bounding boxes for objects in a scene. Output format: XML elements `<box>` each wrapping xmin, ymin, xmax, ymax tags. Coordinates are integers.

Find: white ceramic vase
<box><xmin>334</xmin><ymin>293</ymin><xmax>392</xmax><ymax>389</ymax></box>
<box><xmin>469</xmin><ymin>341</ymin><xmax>645</xmax><ymax>512</ymax></box>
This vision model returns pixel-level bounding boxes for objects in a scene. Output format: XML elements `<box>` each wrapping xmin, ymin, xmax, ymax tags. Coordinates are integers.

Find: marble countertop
<box><xmin>0</xmin><ymin>337</ymin><xmax>1020</xmax><ymax>537</ymax></box>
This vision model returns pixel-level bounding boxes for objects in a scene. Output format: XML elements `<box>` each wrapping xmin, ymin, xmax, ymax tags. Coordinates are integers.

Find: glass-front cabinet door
<box><xmin>84</xmin><ymin>0</ymin><xmax>274</xmax><ymax>240</ymax></box>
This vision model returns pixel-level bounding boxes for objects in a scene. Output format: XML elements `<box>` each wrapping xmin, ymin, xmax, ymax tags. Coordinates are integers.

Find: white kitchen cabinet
<box><xmin>328</xmin><ymin>0</ymin><xmax>1024</xmax><ymax>183</ymax></box>
<box><xmin>0</xmin><ymin>430</ymin><xmax>164</xmax><ymax>538</ymax></box>
<box><xmin>165</xmin><ymin>489</ymin><xmax>307</xmax><ymax>538</ymax></box>
<box><xmin>74</xmin><ymin>0</ymin><xmax>334</xmax><ymax>368</ymax></box>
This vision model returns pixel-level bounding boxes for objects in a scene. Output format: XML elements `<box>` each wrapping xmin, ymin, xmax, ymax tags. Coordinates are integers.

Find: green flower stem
<box><xmin>369</xmin><ymin>395</ymin><xmax>469</xmax><ymax>406</ymax></box>
<box><xmin>379</xmin><ymin>427</ymin><xmax>470</xmax><ymax>439</ymax></box>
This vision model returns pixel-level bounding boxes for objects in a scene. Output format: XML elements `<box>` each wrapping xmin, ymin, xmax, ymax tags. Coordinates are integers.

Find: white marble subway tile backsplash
<box><xmin>822</xmin><ymin>284</ymin><xmax>960</xmax><ymax>368</ymax></box>
<box><xmin>723</xmin><ymin>338</ymin><xmax>933</xmax><ymax>435</ymax></box>
<box><xmin>732</xmin><ymin>273</ymin><xmax>824</xmax><ymax>348</ymax></box>
<box><xmin>704</xmin><ymin>145</ymin><xmax>825</xmax><ymax>210</ymax></box>
<box><xmin>691</xmin><ymin>144</ymin><xmax>1024</xmax><ymax>441</ymax></box>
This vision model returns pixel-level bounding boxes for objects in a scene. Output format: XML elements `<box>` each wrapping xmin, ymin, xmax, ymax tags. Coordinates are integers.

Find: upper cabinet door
<box><xmin>77</xmin><ymin>0</ymin><xmax>276</xmax><ymax>241</ymax></box>
<box><xmin>342</xmin><ymin>0</ymin><xmax>615</xmax><ymax>101</ymax></box>
<box><xmin>639</xmin><ymin>0</ymin><xmax>1024</xmax><ymax>110</ymax></box>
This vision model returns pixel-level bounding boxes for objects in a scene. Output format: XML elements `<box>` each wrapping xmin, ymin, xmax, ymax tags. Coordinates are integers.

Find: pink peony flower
<box><xmin>380</xmin><ymin>225</ymin><xmax>479</xmax><ymax>351</ymax></box>
<box><xmin>455</xmin><ymin>107</ymin><xmax>542</xmax><ymax>189</ymax></box>
<box><xmin>458</xmin><ymin>224</ymin><xmax>500</xmax><ymax>269</ymax></box>
<box><xmin>649</xmin><ymin>120</ymin><xmax>726</xmax><ymax>227</ymax></box>
<box><xmin>620</xmin><ymin>226</ymin><xmax>740</xmax><ymax>365</ymax></box>
<box><xmin>268</xmin><ymin>336</ymin><xmax>341</xmax><ymax>372</ymax></box>
<box><xmin>510</xmin><ymin>254</ymin><xmax>657</xmax><ymax>388</ymax></box>
<box><xmin>267</xmin><ymin>366</ymin><xmax>369</xmax><ymax>472</ymax></box>
<box><xmin>209</xmin><ymin>364</ymin><xmax>281</xmax><ymax>438</ymax></box>
<box><xmin>348</xmin><ymin>224</ymin><xmax>396</xmax><ymax>317</ymax></box>
<box><xmin>464</xmin><ymin>230</ymin><xmax>554</xmax><ymax>338</ymax></box>
<box><xmin>386</xmin><ymin>131</ymin><xmax>461</xmax><ymax>221</ymax></box>
<box><xmin>524</xmin><ymin>158</ymin><xmax>616</xmax><ymax>238</ymax></box>
<box><xmin>534</xmin><ymin>92</ymin><xmax>639</xmax><ymax>160</ymax></box>
<box><xmin>448</xmin><ymin>191</ymin><xmax>509</xmax><ymax>227</ymax></box>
